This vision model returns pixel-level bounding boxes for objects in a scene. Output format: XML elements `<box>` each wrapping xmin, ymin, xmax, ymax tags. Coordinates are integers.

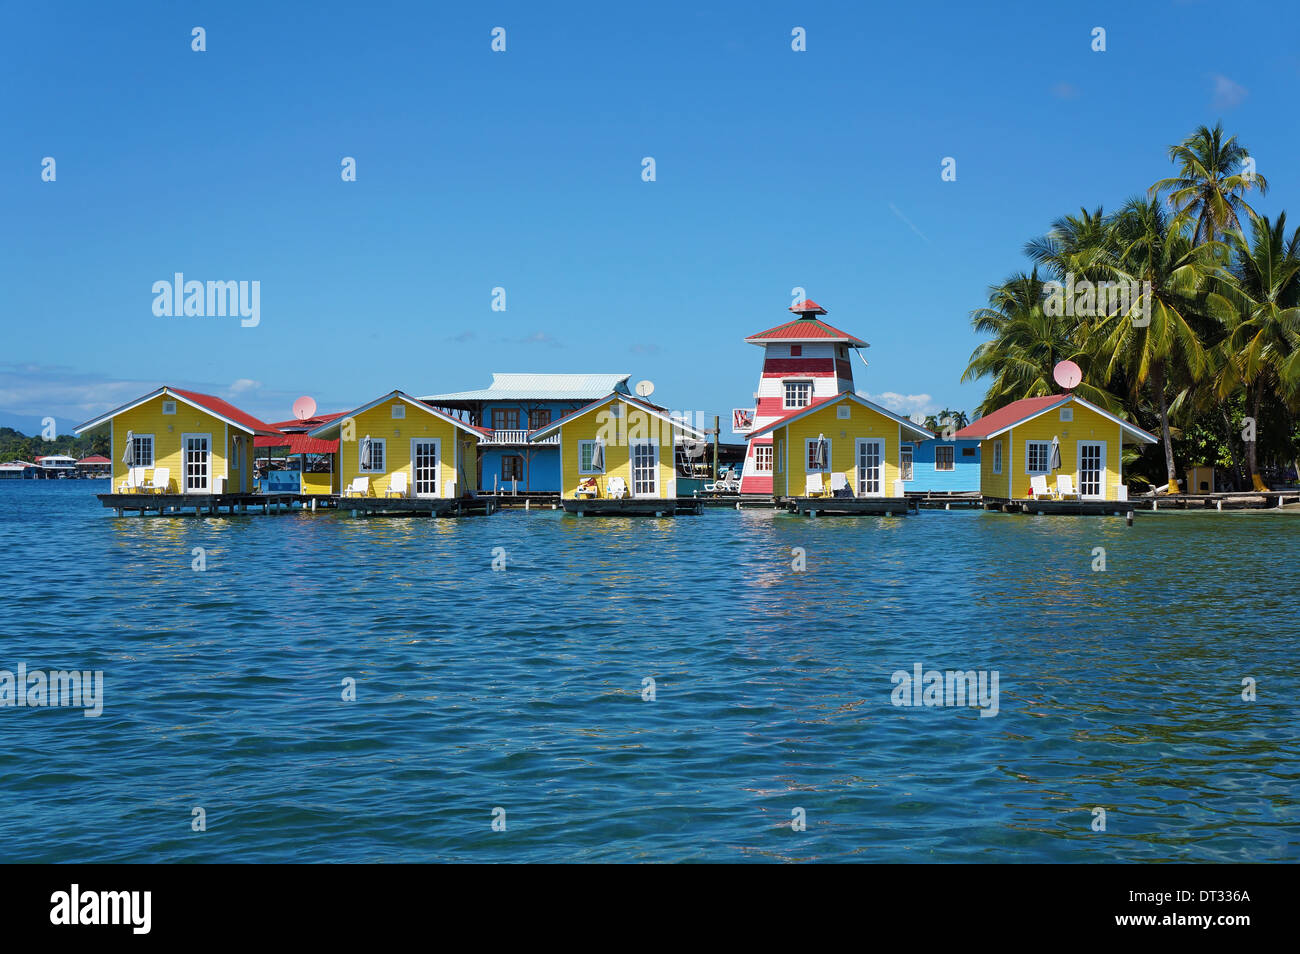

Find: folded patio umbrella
<box><xmin>813</xmin><ymin>434</ymin><xmax>828</xmax><ymax>470</ymax></box>
<box><xmin>1050</xmin><ymin>435</ymin><xmax>1062</xmax><ymax>471</ymax></box>
<box><xmin>591</xmin><ymin>438</ymin><xmax>604</xmax><ymax>471</ymax></box>
<box><xmin>121</xmin><ymin>430</ymin><xmax>134</xmax><ymax>464</ymax></box>
<box><xmin>359</xmin><ymin>435</ymin><xmax>372</xmax><ymax>470</ymax></box>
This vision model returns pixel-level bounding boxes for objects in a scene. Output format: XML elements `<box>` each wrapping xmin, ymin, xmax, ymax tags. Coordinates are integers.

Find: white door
<box><xmin>856</xmin><ymin>439</ymin><xmax>884</xmax><ymax>497</ymax></box>
<box><xmin>183</xmin><ymin>434</ymin><xmax>211</xmax><ymax>493</ymax></box>
<box><xmin>631</xmin><ymin>441</ymin><xmax>658</xmax><ymax>497</ymax></box>
<box><xmin>411</xmin><ymin>439</ymin><xmax>440</xmax><ymax>497</ymax></box>
<box><xmin>1079</xmin><ymin>441</ymin><xmax>1105</xmax><ymax>498</ymax></box>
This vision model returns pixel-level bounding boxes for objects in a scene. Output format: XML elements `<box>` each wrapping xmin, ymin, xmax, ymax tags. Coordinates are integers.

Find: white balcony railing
<box><xmin>484</xmin><ymin>429</ymin><xmax>559</xmax><ymax>445</ymax></box>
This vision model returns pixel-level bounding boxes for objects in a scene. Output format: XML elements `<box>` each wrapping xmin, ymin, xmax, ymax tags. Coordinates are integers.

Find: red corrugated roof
<box><xmin>170</xmin><ymin>387</ymin><xmax>280</xmax><ymax>436</ymax></box>
<box><xmin>745</xmin><ymin>317</ymin><xmax>867</xmax><ymax>346</ymax></box>
<box><xmin>254</xmin><ymin>433</ymin><xmax>339</xmax><ymax>454</ymax></box>
<box><xmin>76</xmin><ymin>455</ymin><xmax>111</xmax><ymax>464</ymax></box>
<box><xmin>954</xmin><ymin>395</ymin><xmax>1068</xmax><ymax>439</ymax></box>
<box><xmin>269</xmin><ymin>411</ymin><xmax>347</xmax><ymax>431</ymax></box>
<box><xmin>789</xmin><ymin>299</ymin><xmax>827</xmax><ymax>315</ymax></box>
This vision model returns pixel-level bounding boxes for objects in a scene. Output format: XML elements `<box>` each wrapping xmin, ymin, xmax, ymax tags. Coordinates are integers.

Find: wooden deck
<box><xmin>987</xmin><ymin>490</ymin><xmax>1300</xmax><ymax>516</ymax></box>
<box><xmin>784</xmin><ymin>496</ymin><xmax>917</xmax><ymax>516</ymax></box>
<box><xmin>98</xmin><ymin>492</ymin><xmax>309</xmax><ymax>516</ymax></box>
<box><xmin>338</xmin><ymin>496</ymin><xmax>499</xmax><ymax>517</ymax></box>
<box><xmin>561</xmin><ymin>497</ymin><xmax>703</xmax><ymax>516</ymax></box>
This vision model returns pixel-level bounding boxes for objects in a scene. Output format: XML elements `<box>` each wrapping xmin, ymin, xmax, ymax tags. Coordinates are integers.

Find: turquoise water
<box><xmin>1</xmin><ymin>480</ymin><xmax>1296</xmax><ymax>862</ymax></box>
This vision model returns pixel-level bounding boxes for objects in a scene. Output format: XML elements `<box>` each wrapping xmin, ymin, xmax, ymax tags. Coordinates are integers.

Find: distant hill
<box><xmin>0</xmin><ymin>427</ymin><xmax>109</xmax><ymax>462</ymax></box>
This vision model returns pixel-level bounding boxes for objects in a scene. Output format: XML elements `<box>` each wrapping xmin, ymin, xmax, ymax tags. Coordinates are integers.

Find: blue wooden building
<box><xmin>421</xmin><ymin>373</ymin><xmax>632</xmax><ymax>493</ymax></box>
<box><xmin>902</xmin><ymin>437</ymin><xmax>982</xmax><ymax>493</ymax></box>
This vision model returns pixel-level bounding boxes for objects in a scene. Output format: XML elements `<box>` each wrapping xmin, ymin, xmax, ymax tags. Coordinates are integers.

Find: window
<box><xmin>491</xmin><ymin>409</ymin><xmax>520</xmax><ymax>430</ymax></box>
<box><xmin>993</xmin><ymin>441</ymin><xmax>1002</xmax><ymax>474</ymax></box>
<box><xmin>1060</xmin><ymin>407</ymin><xmax>1073</xmax><ymax>422</ymax></box>
<box><xmin>578</xmin><ymin>440</ymin><xmax>604</xmax><ymax>474</ymax></box>
<box><xmin>528</xmin><ymin>409</ymin><xmax>551</xmax><ymax>429</ymax></box>
<box><xmin>391</xmin><ymin>404</ymin><xmax>405</xmax><ymax>419</ymax></box>
<box><xmin>755</xmin><ymin>445</ymin><xmax>773</xmax><ymax>472</ymax></box>
<box><xmin>790</xmin><ymin>345</ymin><xmax>802</xmax><ymax>357</ymax></box>
<box><xmin>162</xmin><ymin>401</ymin><xmax>176</xmax><ymax>415</ymax></box>
<box><xmin>502</xmin><ymin>455</ymin><xmax>524</xmax><ymax>482</ymax></box>
<box><xmin>775</xmin><ymin>439</ymin><xmax>784</xmax><ymax>473</ymax></box>
<box><xmin>360</xmin><ymin>437</ymin><xmax>385</xmax><ymax>473</ymax></box>
<box><xmin>784</xmin><ymin>381</ymin><xmax>813</xmax><ymax>409</ymax></box>
<box><xmin>962</xmin><ymin>447</ymin><xmax>976</xmax><ymax>457</ymax></box>
<box><xmin>1025</xmin><ymin>440</ymin><xmax>1050</xmax><ymax>473</ymax></box>
<box><xmin>806</xmin><ymin>437</ymin><xmax>830</xmax><ymax>472</ymax></box>
<box><xmin>900</xmin><ymin>444</ymin><xmax>914</xmax><ymax>481</ymax></box>
<box><xmin>837</xmin><ymin>405</ymin><xmax>851</xmax><ymax>419</ymax></box>
<box><xmin>130</xmin><ymin>434</ymin><xmax>154</xmax><ymax>467</ymax></box>
<box><xmin>935</xmin><ymin>445</ymin><xmax>955</xmax><ymax>471</ymax></box>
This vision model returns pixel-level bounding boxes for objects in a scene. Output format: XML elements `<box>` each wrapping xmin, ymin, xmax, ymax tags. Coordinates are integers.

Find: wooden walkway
<box><xmin>562</xmin><ymin>497</ymin><xmax>703</xmax><ymax>516</ymax></box>
<box><xmin>338</xmin><ymin>496</ymin><xmax>499</xmax><ymax>517</ymax></box>
<box><xmin>785</xmin><ymin>496</ymin><xmax>917</xmax><ymax>517</ymax></box>
<box><xmin>987</xmin><ymin>490</ymin><xmax>1300</xmax><ymax>516</ymax></box>
<box><xmin>98</xmin><ymin>492</ymin><xmax>308</xmax><ymax>516</ymax></box>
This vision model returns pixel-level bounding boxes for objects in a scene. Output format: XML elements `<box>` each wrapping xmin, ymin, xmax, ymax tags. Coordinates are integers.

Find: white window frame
<box><xmin>578</xmin><ymin>439</ymin><xmax>604</xmax><ymax>475</ymax></box>
<box><xmin>131</xmin><ymin>434</ymin><xmax>155</xmax><ymax>468</ymax></box>
<box><xmin>391</xmin><ymin>404</ymin><xmax>406</xmax><ymax>419</ymax></box>
<box><xmin>1025</xmin><ymin>440</ymin><xmax>1050</xmax><ymax>474</ymax></box>
<box><xmin>993</xmin><ymin>441</ymin><xmax>1002</xmax><ymax>475</ymax></box>
<box><xmin>360</xmin><ymin>437</ymin><xmax>386</xmax><ymax>474</ymax></box>
<box><xmin>805</xmin><ymin>437</ymin><xmax>831</xmax><ymax>473</ymax></box>
<box><xmin>899</xmin><ymin>444</ymin><xmax>913</xmax><ymax>481</ymax></box>
<box><xmin>754</xmin><ymin>445</ymin><xmax>773</xmax><ymax>472</ymax></box>
<box><xmin>181</xmin><ymin>432</ymin><xmax>212</xmax><ymax>494</ymax></box>
<box><xmin>934</xmin><ymin>444</ymin><xmax>955</xmax><ymax>472</ymax></box>
<box><xmin>162</xmin><ymin>401</ymin><xmax>177</xmax><ymax>415</ymax></box>
<box><xmin>1060</xmin><ymin>407</ymin><xmax>1073</xmax><ymax>422</ymax></box>
<box><xmin>784</xmin><ymin>380</ymin><xmax>813</xmax><ymax>409</ymax></box>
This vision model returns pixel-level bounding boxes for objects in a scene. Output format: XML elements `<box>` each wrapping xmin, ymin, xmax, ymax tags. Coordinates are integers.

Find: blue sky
<box><xmin>3</xmin><ymin>0</ymin><xmax>1297</xmax><ymax>436</ymax></box>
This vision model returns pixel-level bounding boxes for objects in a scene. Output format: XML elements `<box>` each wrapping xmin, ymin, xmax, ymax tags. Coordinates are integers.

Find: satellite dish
<box><xmin>635</xmin><ymin>379</ymin><xmax>655</xmax><ymax>397</ymax></box>
<box><xmin>1052</xmin><ymin>360</ymin><xmax>1082</xmax><ymax>391</ymax></box>
<box><xmin>292</xmin><ymin>396</ymin><xmax>318</xmax><ymax>421</ymax></box>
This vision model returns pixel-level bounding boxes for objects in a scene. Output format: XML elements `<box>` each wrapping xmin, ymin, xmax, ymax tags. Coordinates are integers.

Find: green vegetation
<box><xmin>0</xmin><ymin>426</ymin><xmax>109</xmax><ymax>463</ymax></box>
<box><xmin>963</xmin><ymin>123</ymin><xmax>1300</xmax><ymax>490</ymax></box>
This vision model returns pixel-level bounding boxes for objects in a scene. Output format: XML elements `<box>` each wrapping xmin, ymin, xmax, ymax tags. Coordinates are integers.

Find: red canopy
<box><xmin>253</xmin><ymin>433</ymin><xmax>339</xmax><ymax>454</ymax></box>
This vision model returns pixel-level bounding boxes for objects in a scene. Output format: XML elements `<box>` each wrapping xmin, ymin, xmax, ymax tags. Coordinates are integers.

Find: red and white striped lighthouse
<box><xmin>735</xmin><ymin>300</ymin><xmax>868</xmax><ymax>494</ymax></box>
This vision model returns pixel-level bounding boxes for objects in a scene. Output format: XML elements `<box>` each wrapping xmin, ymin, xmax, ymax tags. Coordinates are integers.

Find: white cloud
<box><xmin>863</xmin><ymin>391</ymin><xmax>936</xmax><ymax>417</ymax></box>
<box><xmin>1210</xmin><ymin>73</ymin><xmax>1247</xmax><ymax>110</ymax></box>
<box><xmin>228</xmin><ymin>378</ymin><xmax>261</xmax><ymax>395</ymax></box>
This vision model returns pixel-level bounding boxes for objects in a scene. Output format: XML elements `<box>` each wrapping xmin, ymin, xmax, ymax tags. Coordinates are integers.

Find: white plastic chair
<box><xmin>144</xmin><ymin>467</ymin><xmax>170</xmax><ymax>494</ymax></box>
<box><xmin>606</xmin><ymin>476</ymin><xmax>628</xmax><ymax>499</ymax></box>
<box><xmin>830</xmin><ymin>472</ymin><xmax>849</xmax><ymax>496</ymax></box>
<box><xmin>805</xmin><ymin>473</ymin><xmax>825</xmax><ymax>497</ymax></box>
<box><xmin>118</xmin><ymin>466</ymin><xmax>144</xmax><ymax>494</ymax></box>
<box><xmin>1056</xmin><ymin>475</ymin><xmax>1080</xmax><ymax>500</ymax></box>
<box><xmin>1029</xmin><ymin>474</ymin><xmax>1054</xmax><ymax>499</ymax></box>
<box><xmin>385</xmin><ymin>471</ymin><xmax>408</xmax><ymax>498</ymax></box>
<box><xmin>342</xmin><ymin>476</ymin><xmax>369</xmax><ymax>497</ymax></box>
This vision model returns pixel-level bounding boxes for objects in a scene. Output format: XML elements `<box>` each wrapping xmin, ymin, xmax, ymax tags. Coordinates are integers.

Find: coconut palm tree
<box><xmin>963</xmin><ymin>270</ymin><xmax>1117</xmax><ymax>416</ymax></box>
<box><xmin>1150</xmin><ymin>123</ymin><xmax>1268</xmax><ymax>245</ymax></box>
<box><xmin>1092</xmin><ymin>197</ymin><xmax>1233</xmax><ymax>489</ymax></box>
<box><xmin>1215</xmin><ymin>212</ymin><xmax>1300</xmax><ymax>486</ymax></box>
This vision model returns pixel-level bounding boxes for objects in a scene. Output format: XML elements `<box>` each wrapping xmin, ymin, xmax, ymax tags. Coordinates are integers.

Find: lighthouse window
<box><xmin>754</xmin><ymin>445</ymin><xmax>772</xmax><ymax>472</ymax></box>
<box><xmin>784</xmin><ymin>381</ymin><xmax>813</xmax><ymax>409</ymax></box>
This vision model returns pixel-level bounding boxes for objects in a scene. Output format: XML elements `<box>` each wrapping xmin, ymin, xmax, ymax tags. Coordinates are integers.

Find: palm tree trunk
<box><xmin>1152</xmin><ymin>364</ymin><xmax>1178</xmax><ymax>489</ymax></box>
<box><xmin>1220</xmin><ymin>406</ymin><xmax>1243</xmax><ymax>490</ymax></box>
<box><xmin>1245</xmin><ymin>382</ymin><xmax>1261</xmax><ymax>484</ymax></box>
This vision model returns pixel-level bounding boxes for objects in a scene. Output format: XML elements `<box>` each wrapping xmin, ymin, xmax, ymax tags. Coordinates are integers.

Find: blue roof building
<box><xmin>421</xmin><ymin>373</ymin><xmax>632</xmax><ymax>493</ymax></box>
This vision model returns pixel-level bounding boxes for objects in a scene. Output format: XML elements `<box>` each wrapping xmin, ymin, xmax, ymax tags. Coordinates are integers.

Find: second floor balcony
<box><xmin>483</xmin><ymin>429</ymin><xmax>559</xmax><ymax>445</ymax></box>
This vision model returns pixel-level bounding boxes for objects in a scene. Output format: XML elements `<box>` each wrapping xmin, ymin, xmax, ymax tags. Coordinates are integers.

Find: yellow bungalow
<box><xmin>750</xmin><ymin>391</ymin><xmax>933</xmax><ymax>499</ymax></box>
<box><xmin>953</xmin><ymin>393</ymin><xmax>1157</xmax><ymax>502</ymax></box>
<box><xmin>74</xmin><ymin>386</ymin><xmax>281</xmax><ymax>494</ymax></box>
<box><xmin>307</xmin><ymin>390</ymin><xmax>484</xmax><ymax>498</ymax></box>
<box><xmin>528</xmin><ymin>392</ymin><xmax>707</xmax><ymax>501</ymax></box>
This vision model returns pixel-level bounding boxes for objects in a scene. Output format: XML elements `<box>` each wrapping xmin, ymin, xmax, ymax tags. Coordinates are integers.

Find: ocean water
<box><xmin>0</xmin><ymin>480</ymin><xmax>1296</xmax><ymax>863</ymax></box>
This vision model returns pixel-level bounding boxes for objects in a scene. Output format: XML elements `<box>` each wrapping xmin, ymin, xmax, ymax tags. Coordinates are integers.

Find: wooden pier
<box><xmin>562</xmin><ymin>497</ymin><xmax>703</xmax><ymax>516</ymax></box>
<box><xmin>339</xmin><ymin>496</ymin><xmax>499</xmax><ymax>517</ymax></box>
<box><xmin>98</xmin><ymin>492</ymin><xmax>311</xmax><ymax>516</ymax></box>
<box><xmin>785</xmin><ymin>496</ymin><xmax>917</xmax><ymax>517</ymax></box>
<box><xmin>986</xmin><ymin>489</ymin><xmax>1300</xmax><ymax>516</ymax></box>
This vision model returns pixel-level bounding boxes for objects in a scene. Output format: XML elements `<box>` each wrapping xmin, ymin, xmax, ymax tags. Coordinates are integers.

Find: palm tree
<box><xmin>1216</xmin><ymin>212</ymin><xmax>1300</xmax><ymax>485</ymax></box>
<box><xmin>963</xmin><ymin>271</ymin><xmax>1116</xmax><ymax>417</ymax></box>
<box><xmin>1092</xmin><ymin>197</ymin><xmax>1232</xmax><ymax>489</ymax></box>
<box><xmin>1025</xmin><ymin>206</ymin><xmax>1113</xmax><ymax>285</ymax></box>
<box><xmin>1150</xmin><ymin>123</ymin><xmax>1269</xmax><ymax>245</ymax></box>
